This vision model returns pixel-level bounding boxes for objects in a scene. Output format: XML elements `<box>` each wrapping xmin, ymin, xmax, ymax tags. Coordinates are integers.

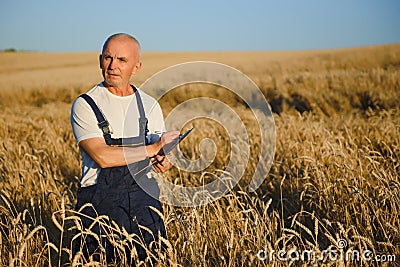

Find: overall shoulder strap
<box><xmin>132</xmin><ymin>86</ymin><xmax>149</xmax><ymax>139</ymax></box>
<box><xmin>79</xmin><ymin>94</ymin><xmax>113</xmax><ymax>143</ymax></box>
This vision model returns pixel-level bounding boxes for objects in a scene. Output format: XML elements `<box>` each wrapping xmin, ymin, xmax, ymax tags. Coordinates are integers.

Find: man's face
<box><xmin>100</xmin><ymin>37</ymin><xmax>141</xmax><ymax>88</ymax></box>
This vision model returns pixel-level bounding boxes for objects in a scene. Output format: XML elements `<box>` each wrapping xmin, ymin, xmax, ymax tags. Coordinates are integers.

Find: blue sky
<box><xmin>0</xmin><ymin>0</ymin><xmax>399</xmax><ymax>52</ymax></box>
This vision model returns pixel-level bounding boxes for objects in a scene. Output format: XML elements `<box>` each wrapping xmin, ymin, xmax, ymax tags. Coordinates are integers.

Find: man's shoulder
<box><xmin>71</xmin><ymin>83</ymin><xmax>102</xmax><ymax>110</ymax></box>
<box><xmin>85</xmin><ymin>83</ymin><xmax>104</xmax><ymax>98</ymax></box>
<box><xmin>72</xmin><ymin>83</ymin><xmax>102</xmax><ymax>101</ymax></box>
<box><xmin>137</xmin><ymin>88</ymin><xmax>158</xmax><ymax>104</ymax></box>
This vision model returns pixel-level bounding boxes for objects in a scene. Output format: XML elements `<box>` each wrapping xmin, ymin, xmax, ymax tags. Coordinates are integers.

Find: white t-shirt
<box><xmin>70</xmin><ymin>83</ymin><xmax>165</xmax><ymax>187</ymax></box>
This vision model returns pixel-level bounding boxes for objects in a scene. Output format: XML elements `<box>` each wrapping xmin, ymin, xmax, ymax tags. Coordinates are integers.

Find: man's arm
<box><xmin>79</xmin><ymin>131</ymin><xmax>179</xmax><ymax>168</ymax></box>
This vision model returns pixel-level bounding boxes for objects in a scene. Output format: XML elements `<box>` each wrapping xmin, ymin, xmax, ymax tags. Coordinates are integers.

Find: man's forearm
<box><xmin>79</xmin><ymin>137</ymin><xmax>162</xmax><ymax>168</ymax></box>
<box><xmin>97</xmin><ymin>145</ymin><xmax>153</xmax><ymax>168</ymax></box>
<box><xmin>79</xmin><ymin>131</ymin><xmax>179</xmax><ymax>168</ymax></box>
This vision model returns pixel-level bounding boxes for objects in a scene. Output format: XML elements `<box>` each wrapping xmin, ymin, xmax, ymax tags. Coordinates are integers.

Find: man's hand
<box><xmin>152</xmin><ymin>153</ymin><xmax>175</xmax><ymax>173</ymax></box>
<box><xmin>159</xmin><ymin>131</ymin><xmax>180</xmax><ymax>155</ymax></box>
<box><xmin>149</xmin><ymin>131</ymin><xmax>179</xmax><ymax>173</ymax></box>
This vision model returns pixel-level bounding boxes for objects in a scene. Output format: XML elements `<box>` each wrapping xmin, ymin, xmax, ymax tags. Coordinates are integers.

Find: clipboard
<box><xmin>133</xmin><ymin>127</ymin><xmax>194</xmax><ymax>176</ymax></box>
<box><xmin>161</xmin><ymin>127</ymin><xmax>194</xmax><ymax>156</ymax></box>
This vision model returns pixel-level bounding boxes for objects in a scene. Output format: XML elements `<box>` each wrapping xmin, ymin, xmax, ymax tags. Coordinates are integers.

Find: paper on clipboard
<box><xmin>161</xmin><ymin>127</ymin><xmax>194</xmax><ymax>156</ymax></box>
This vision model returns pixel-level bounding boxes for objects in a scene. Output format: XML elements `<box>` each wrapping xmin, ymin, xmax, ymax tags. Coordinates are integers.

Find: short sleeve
<box><xmin>70</xmin><ymin>97</ymin><xmax>103</xmax><ymax>144</ymax></box>
<box><xmin>146</xmin><ymin>101</ymin><xmax>166</xmax><ymax>144</ymax></box>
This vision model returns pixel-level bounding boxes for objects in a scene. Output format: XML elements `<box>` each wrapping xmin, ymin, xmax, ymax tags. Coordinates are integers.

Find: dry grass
<box><xmin>0</xmin><ymin>44</ymin><xmax>399</xmax><ymax>266</ymax></box>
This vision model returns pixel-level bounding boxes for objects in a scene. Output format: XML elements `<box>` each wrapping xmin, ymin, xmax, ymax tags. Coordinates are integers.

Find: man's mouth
<box><xmin>107</xmin><ymin>71</ymin><xmax>120</xmax><ymax>76</ymax></box>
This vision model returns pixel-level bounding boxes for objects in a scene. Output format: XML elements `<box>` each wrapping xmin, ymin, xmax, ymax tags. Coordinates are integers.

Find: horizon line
<box><xmin>1</xmin><ymin>42</ymin><xmax>399</xmax><ymax>54</ymax></box>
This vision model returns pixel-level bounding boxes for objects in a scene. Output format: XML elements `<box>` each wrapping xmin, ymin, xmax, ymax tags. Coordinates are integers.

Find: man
<box><xmin>70</xmin><ymin>33</ymin><xmax>179</xmax><ymax>264</ymax></box>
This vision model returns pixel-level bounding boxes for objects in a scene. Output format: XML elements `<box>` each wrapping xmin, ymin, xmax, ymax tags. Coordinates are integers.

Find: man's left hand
<box><xmin>152</xmin><ymin>154</ymin><xmax>175</xmax><ymax>173</ymax></box>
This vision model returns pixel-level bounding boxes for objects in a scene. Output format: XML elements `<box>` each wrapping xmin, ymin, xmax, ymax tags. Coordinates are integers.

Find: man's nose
<box><xmin>108</xmin><ymin>58</ymin><xmax>117</xmax><ymax>69</ymax></box>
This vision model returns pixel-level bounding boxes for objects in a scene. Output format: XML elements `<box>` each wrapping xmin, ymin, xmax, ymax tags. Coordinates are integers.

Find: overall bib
<box><xmin>74</xmin><ymin>88</ymin><xmax>166</xmax><ymax>264</ymax></box>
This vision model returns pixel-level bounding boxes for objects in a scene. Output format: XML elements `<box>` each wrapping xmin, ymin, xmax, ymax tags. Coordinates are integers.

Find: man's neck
<box><xmin>103</xmin><ymin>82</ymin><xmax>133</xmax><ymax>96</ymax></box>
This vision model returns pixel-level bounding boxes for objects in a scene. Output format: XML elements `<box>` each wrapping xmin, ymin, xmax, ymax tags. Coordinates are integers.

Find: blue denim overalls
<box><xmin>74</xmin><ymin>86</ymin><xmax>166</xmax><ymax>264</ymax></box>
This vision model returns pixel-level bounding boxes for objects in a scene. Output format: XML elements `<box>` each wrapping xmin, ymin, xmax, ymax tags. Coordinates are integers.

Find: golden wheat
<box><xmin>0</xmin><ymin>44</ymin><xmax>399</xmax><ymax>266</ymax></box>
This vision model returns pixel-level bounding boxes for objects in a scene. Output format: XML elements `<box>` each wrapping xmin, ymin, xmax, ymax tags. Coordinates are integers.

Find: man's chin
<box><xmin>104</xmin><ymin>78</ymin><xmax>122</xmax><ymax>87</ymax></box>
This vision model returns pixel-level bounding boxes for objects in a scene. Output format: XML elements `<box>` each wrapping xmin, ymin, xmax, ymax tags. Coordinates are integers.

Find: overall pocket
<box><xmin>75</xmin><ymin>184</ymin><xmax>98</xmax><ymax>210</ymax></box>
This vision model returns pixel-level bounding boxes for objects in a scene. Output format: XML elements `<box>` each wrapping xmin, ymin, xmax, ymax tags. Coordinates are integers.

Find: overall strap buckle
<box><xmin>98</xmin><ymin>120</ymin><xmax>111</xmax><ymax>135</ymax></box>
<box><xmin>79</xmin><ymin>94</ymin><xmax>112</xmax><ymax>137</ymax></box>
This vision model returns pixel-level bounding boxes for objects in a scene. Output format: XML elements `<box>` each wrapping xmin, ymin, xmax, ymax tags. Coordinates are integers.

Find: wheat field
<box><xmin>0</xmin><ymin>44</ymin><xmax>399</xmax><ymax>266</ymax></box>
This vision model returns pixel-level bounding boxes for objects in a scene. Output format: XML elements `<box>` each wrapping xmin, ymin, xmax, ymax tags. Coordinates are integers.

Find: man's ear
<box><xmin>99</xmin><ymin>54</ymin><xmax>103</xmax><ymax>69</ymax></box>
<box><xmin>132</xmin><ymin>61</ymin><xmax>142</xmax><ymax>75</ymax></box>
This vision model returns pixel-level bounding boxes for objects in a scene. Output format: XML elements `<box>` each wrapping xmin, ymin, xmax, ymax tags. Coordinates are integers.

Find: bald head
<box><xmin>101</xmin><ymin>33</ymin><xmax>141</xmax><ymax>57</ymax></box>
